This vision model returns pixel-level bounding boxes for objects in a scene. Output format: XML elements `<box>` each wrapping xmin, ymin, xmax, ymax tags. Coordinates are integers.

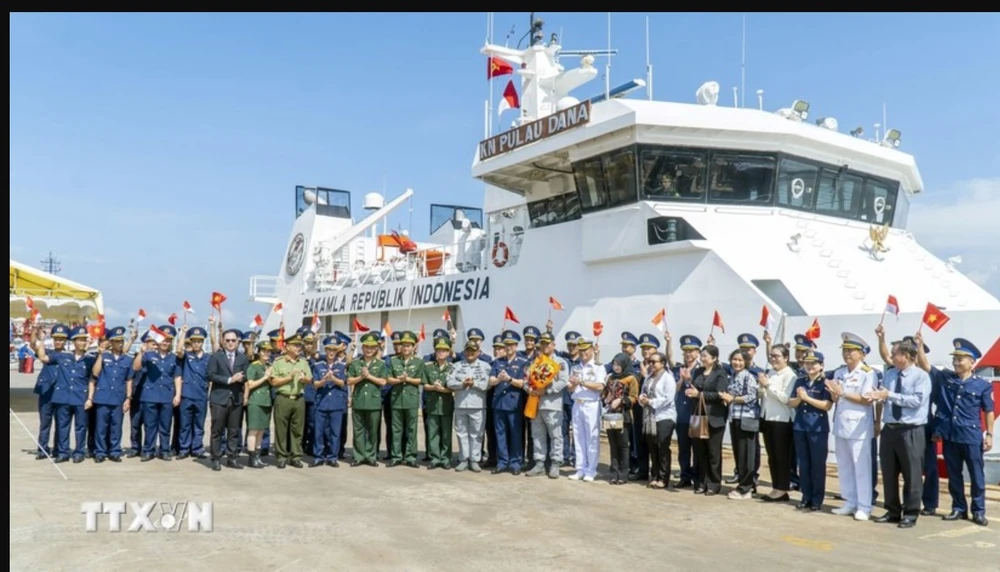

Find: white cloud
<box><xmin>103</xmin><ymin>306</ymin><xmax>123</xmax><ymax>320</ymax></box>
<box><xmin>907</xmin><ymin>177</ymin><xmax>1000</xmax><ymax>298</ymax></box>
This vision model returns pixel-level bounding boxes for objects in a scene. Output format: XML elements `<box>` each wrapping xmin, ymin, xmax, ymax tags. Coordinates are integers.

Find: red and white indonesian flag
<box><xmin>136</xmin><ymin>308</ymin><xmax>147</xmax><ymax>323</ymax></box>
<box><xmin>885</xmin><ymin>295</ymin><xmax>900</xmax><ymax>319</ymax></box>
<box><xmin>148</xmin><ymin>325</ymin><xmax>168</xmax><ymax>343</ymax></box>
<box><xmin>759</xmin><ymin>305</ymin><xmax>775</xmax><ymax>331</ymax></box>
<box><xmin>183</xmin><ymin>301</ymin><xmax>194</xmax><ymax>313</ymax></box>
<box><xmin>249</xmin><ymin>314</ymin><xmax>263</xmax><ymax>330</ymax></box>
<box><xmin>651</xmin><ymin>308</ymin><xmax>666</xmax><ymax>332</ymax></box>
<box><xmin>272</xmin><ymin>302</ymin><xmax>284</xmax><ymax>316</ymax></box>
<box><xmin>310</xmin><ymin>311</ymin><xmax>321</xmax><ymax>334</ymax></box>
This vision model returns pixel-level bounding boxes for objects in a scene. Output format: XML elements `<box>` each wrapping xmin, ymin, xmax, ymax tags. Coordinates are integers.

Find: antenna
<box><xmin>740</xmin><ymin>13</ymin><xmax>746</xmax><ymax>108</ymax></box>
<box><xmin>605</xmin><ymin>12</ymin><xmax>612</xmax><ymax>101</ymax></box>
<box><xmin>40</xmin><ymin>251</ymin><xmax>61</xmax><ymax>275</ymax></box>
<box><xmin>645</xmin><ymin>16</ymin><xmax>653</xmax><ymax>100</ymax></box>
<box><xmin>732</xmin><ymin>86</ymin><xmax>738</xmax><ymax>108</ymax></box>
<box><xmin>487</xmin><ymin>12</ymin><xmax>495</xmax><ymax>136</ymax></box>
<box><xmin>757</xmin><ymin>89</ymin><xmax>764</xmax><ymax>110</ymax></box>
<box><xmin>883</xmin><ymin>102</ymin><xmax>888</xmax><ymax>136</ymax></box>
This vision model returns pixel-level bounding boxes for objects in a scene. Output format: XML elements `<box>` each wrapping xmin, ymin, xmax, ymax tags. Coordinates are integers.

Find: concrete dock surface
<box><xmin>9</xmin><ymin>372</ymin><xmax>998</xmax><ymax>571</ymax></box>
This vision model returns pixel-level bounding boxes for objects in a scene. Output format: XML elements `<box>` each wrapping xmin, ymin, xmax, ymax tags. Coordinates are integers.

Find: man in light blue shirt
<box><xmin>868</xmin><ymin>341</ymin><xmax>932</xmax><ymax>528</ymax></box>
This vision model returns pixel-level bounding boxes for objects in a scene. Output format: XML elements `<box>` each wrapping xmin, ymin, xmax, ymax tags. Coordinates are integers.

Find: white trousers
<box><xmin>835</xmin><ymin>436</ymin><xmax>873</xmax><ymax>512</ymax></box>
<box><xmin>572</xmin><ymin>400</ymin><xmax>601</xmax><ymax>478</ymax></box>
<box><xmin>454</xmin><ymin>409</ymin><xmax>485</xmax><ymax>463</ymax></box>
<box><xmin>531</xmin><ymin>409</ymin><xmax>564</xmax><ymax>464</ymax></box>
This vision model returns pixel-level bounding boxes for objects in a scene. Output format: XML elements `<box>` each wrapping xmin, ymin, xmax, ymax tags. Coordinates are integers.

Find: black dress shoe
<box><xmin>368</xmin><ymin>460</ymin><xmax>379</xmax><ymax>467</ymax></box>
<box><xmin>762</xmin><ymin>493</ymin><xmax>790</xmax><ymax>503</ymax></box>
<box><xmin>898</xmin><ymin>518</ymin><xmax>917</xmax><ymax>529</ymax></box>
<box><xmin>126</xmin><ymin>450</ymin><xmax>139</xmax><ymax>458</ymax></box>
<box><xmin>289</xmin><ymin>460</ymin><xmax>304</xmax><ymax>468</ymax></box>
<box><xmin>943</xmin><ymin>510</ymin><xmax>969</xmax><ymax>521</ymax></box>
<box><xmin>311</xmin><ymin>460</ymin><xmax>325</xmax><ymax>467</ymax></box>
<box><xmin>628</xmin><ymin>473</ymin><xmax>649</xmax><ymax>482</ymax></box>
<box><xmin>226</xmin><ymin>458</ymin><xmax>243</xmax><ymax>469</ymax></box>
<box><xmin>35</xmin><ymin>451</ymin><xmax>47</xmax><ymax>460</ymax></box>
<box><xmin>157</xmin><ymin>453</ymin><xmax>172</xmax><ymax>461</ymax></box>
<box><xmin>327</xmin><ymin>460</ymin><xmax>339</xmax><ymax>468</ymax></box>
<box><xmin>796</xmin><ymin>501</ymin><xmax>810</xmax><ymax>510</ymax></box>
<box><xmin>675</xmin><ymin>480</ymin><xmax>693</xmax><ymax>489</ymax></box>
<box><xmin>211</xmin><ymin>460</ymin><xmax>222</xmax><ymax>471</ymax></box>
<box><xmin>72</xmin><ymin>456</ymin><xmax>85</xmax><ymax>464</ymax></box>
<box><xmin>261</xmin><ymin>449</ymin><xmax>270</xmax><ymax>456</ymax></box>
<box><xmin>874</xmin><ymin>513</ymin><xmax>901</xmax><ymax>524</ymax></box>
<box><xmin>350</xmin><ymin>460</ymin><xmax>363</xmax><ymax>467</ymax></box>
<box><xmin>387</xmin><ymin>460</ymin><xmax>401</xmax><ymax>467</ymax></box>
<box><xmin>275</xmin><ymin>460</ymin><xmax>287</xmax><ymax>469</ymax></box>
<box><xmin>491</xmin><ymin>468</ymin><xmax>507</xmax><ymax>475</ymax></box>
<box><xmin>177</xmin><ymin>453</ymin><xmax>190</xmax><ymax>460</ymax></box>
<box><xmin>512</xmin><ymin>469</ymin><xmax>521</xmax><ymax>476</ymax></box>
<box><xmin>109</xmin><ymin>455</ymin><xmax>121</xmax><ymax>463</ymax></box>
<box><xmin>192</xmin><ymin>451</ymin><xmax>209</xmax><ymax>459</ymax></box>
<box><xmin>405</xmin><ymin>461</ymin><xmax>418</xmax><ymax>468</ymax></box>
<box><xmin>704</xmin><ymin>490</ymin><xmax>718</xmax><ymax>497</ymax></box>
<box><xmin>920</xmin><ymin>508</ymin><xmax>937</xmax><ymax>516</ymax></box>
<box><xmin>95</xmin><ymin>457</ymin><xmax>106</xmax><ymax>463</ymax></box>
<box><xmin>140</xmin><ymin>455</ymin><xmax>153</xmax><ymax>462</ymax></box>
<box><xmin>809</xmin><ymin>505</ymin><xmax>821</xmax><ymax>512</ymax></box>
<box><xmin>972</xmin><ymin>514</ymin><xmax>989</xmax><ymax>526</ymax></box>
<box><xmin>725</xmin><ymin>473</ymin><xmax>739</xmax><ymax>484</ymax></box>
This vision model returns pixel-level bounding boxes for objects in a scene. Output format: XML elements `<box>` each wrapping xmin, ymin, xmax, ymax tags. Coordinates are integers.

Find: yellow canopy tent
<box><xmin>9</xmin><ymin>259</ymin><xmax>104</xmax><ymax>322</ymax></box>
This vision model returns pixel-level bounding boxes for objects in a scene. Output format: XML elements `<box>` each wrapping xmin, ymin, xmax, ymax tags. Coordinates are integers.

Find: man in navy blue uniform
<box><xmin>34</xmin><ymin>325</ymin><xmax>95</xmax><ymax>463</ymax></box>
<box><xmin>127</xmin><ymin>331</ymin><xmax>156</xmax><ymax>457</ymax></box>
<box><xmin>32</xmin><ymin>323</ymin><xmax>68</xmax><ymax>459</ymax></box>
<box><xmin>311</xmin><ymin>334</ymin><xmax>349</xmax><ymax>467</ymax></box>
<box><xmin>667</xmin><ymin>333</ymin><xmax>702</xmax><ymax>487</ymax></box>
<box><xmin>88</xmin><ymin>326</ymin><xmax>133</xmax><ymax>462</ymax></box>
<box><xmin>489</xmin><ymin>330</ymin><xmax>527</xmax><ymax>475</ymax></box>
<box><xmin>132</xmin><ymin>325</ymin><xmax>181</xmax><ymax>461</ymax></box>
<box><xmin>916</xmin><ymin>334</ymin><xmax>994</xmax><ymax>527</ymax></box>
<box><xmin>790</xmin><ymin>350</ymin><xmax>834</xmax><ymax>511</ymax></box>
<box><xmin>174</xmin><ymin>325</ymin><xmax>212</xmax><ymax>459</ymax></box>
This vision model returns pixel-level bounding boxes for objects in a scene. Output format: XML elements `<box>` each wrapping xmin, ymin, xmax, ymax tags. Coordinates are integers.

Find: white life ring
<box><xmin>492</xmin><ymin>242</ymin><xmax>509</xmax><ymax>267</ymax></box>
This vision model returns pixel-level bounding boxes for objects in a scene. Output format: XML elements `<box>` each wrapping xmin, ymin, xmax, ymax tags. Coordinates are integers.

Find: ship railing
<box><xmin>309</xmin><ymin>232</ymin><xmax>523</xmax><ymax>292</ymax></box>
<box><xmin>249</xmin><ymin>275</ymin><xmax>279</xmax><ymax>302</ymax></box>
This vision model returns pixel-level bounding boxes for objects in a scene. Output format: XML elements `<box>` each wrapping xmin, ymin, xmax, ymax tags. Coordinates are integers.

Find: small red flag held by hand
<box><xmin>805</xmin><ymin>318</ymin><xmax>821</xmax><ymax>341</ymax></box>
<box><xmin>921</xmin><ymin>303</ymin><xmax>950</xmax><ymax>333</ymax></box>
<box><xmin>504</xmin><ymin>306</ymin><xmax>519</xmax><ymax>325</ymax></box>
<box><xmin>592</xmin><ymin>320</ymin><xmax>604</xmax><ymax>338</ymax></box>
<box><xmin>711</xmin><ymin>311</ymin><xmax>725</xmax><ymax>335</ymax></box>
<box><xmin>211</xmin><ymin>292</ymin><xmax>227</xmax><ymax>312</ymax></box>
<box><xmin>353</xmin><ymin>318</ymin><xmax>370</xmax><ymax>333</ymax></box>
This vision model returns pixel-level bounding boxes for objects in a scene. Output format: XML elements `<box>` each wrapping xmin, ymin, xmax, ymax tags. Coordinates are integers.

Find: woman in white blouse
<box><xmin>758</xmin><ymin>344</ymin><xmax>798</xmax><ymax>502</ymax></box>
<box><xmin>638</xmin><ymin>352</ymin><xmax>677</xmax><ymax>489</ymax></box>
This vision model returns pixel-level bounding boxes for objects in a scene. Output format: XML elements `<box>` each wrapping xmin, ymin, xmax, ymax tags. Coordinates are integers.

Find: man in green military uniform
<box><xmin>422</xmin><ymin>336</ymin><xmax>455</xmax><ymax>469</ymax></box>
<box><xmin>388</xmin><ymin>331</ymin><xmax>424</xmax><ymax>467</ymax></box>
<box><xmin>269</xmin><ymin>334</ymin><xmax>313</xmax><ymax>468</ymax></box>
<box><xmin>347</xmin><ymin>332</ymin><xmax>388</xmax><ymax>467</ymax></box>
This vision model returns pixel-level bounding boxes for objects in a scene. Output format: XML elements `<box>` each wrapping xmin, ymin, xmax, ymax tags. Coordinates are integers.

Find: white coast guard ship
<box><xmin>249</xmin><ymin>17</ymin><xmax>1000</xmax><ymax>363</ymax></box>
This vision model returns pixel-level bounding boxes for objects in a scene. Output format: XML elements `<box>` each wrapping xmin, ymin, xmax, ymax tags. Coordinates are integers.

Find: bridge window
<box><xmin>815</xmin><ymin>169</ymin><xmax>862</xmax><ymax>218</ymax></box>
<box><xmin>295</xmin><ymin>186</ymin><xmax>351</xmax><ymax>219</ymax></box>
<box><xmin>859</xmin><ymin>178</ymin><xmax>898</xmax><ymax>226</ymax></box>
<box><xmin>573</xmin><ymin>156</ymin><xmax>606</xmax><ymax>212</ymax></box>
<box><xmin>708</xmin><ymin>153</ymin><xmax>775</xmax><ymax>205</ymax></box>
<box><xmin>430</xmin><ymin>204</ymin><xmax>484</xmax><ymax>235</ymax></box>
<box><xmin>639</xmin><ymin>146</ymin><xmax>707</xmax><ymax>201</ymax></box>
<box><xmin>776</xmin><ymin>158</ymin><xmax>819</xmax><ymax>211</ymax></box>
<box><xmin>528</xmin><ymin>192</ymin><xmax>582</xmax><ymax>229</ymax></box>
<box><xmin>602</xmin><ymin>148</ymin><xmax>639</xmax><ymax>208</ymax></box>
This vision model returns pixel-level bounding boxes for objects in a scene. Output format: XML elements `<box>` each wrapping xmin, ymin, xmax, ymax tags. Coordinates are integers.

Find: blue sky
<box><xmin>10</xmin><ymin>12</ymin><xmax>1000</xmax><ymax>326</ymax></box>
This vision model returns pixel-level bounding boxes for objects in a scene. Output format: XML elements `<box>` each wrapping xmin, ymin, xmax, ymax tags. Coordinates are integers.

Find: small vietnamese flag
<box><xmin>652</xmin><ymin>308</ymin><xmax>666</xmax><ymax>332</ymax></box>
<box><xmin>921</xmin><ymin>303</ymin><xmax>950</xmax><ymax>333</ymax></box>
<box><xmin>712</xmin><ymin>311</ymin><xmax>725</xmax><ymax>334</ymax></box>
<box><xmin>87</xmin><ymin>321</ymin><xmax>105</xmax><ymax>340</ymax></box>
<box><xmin>443</xmin><ymin>308</ymin><xmax>452</xmax><ymax>323</ymax></box>
<box><xmin>805</xmin><ymin>319</ymin><xmax>821</xmax><ymax>341</ymax></box>
<box><xmin>183</xmin><ymin>301</ymin><xmax>194</xmax><ymax>314</ymax></box>
<box><xmin>504</xmin><ymin>306</ymin><xmax>520</xmax><ymax>325</ymax></box>
<box><xmin>549</xmin><ymin>297</ymin><xmax>564</xmax><ymax>311</ymax></box>
<box><xmin>249</xmin><ymin>314</ymin><xmax>263</xmax><ymax>330</ymax></box>
<box><xmin>885</xmin><ymin>295</ymin><xmax>900</xmax><ymax>318</ymax></box>
<box><xmin>136</xmin><ymin>309</ymin><xmax>147</xmax><ymax>323</ymax></box>
<box><xmin>211</xmin><ymin>292</ymin><xmax>227</xmax><ymax>311</ymax></box>
<box><xmin>276</xmin><ymin>325</ymin><xmax>285</xmax><ymax>350</ymax></box>
<box><xmin>272</xmin><ymin>302</ymin><xmax>284</xmax><ymax>316</ymax></box>
<box><xmin>167</xmin><ymin>313</ymin><xmax>178</xmax><ymax>326</ymax></box>
<box><xmin>419</xmin><ymin>323</ymin><xmax>426</xmax><ymax>342</ymax></box>
<box><xmin>487</xmin><ymin>56</ymin><xmax>514</xmax><ymax>80</ymax></box>
<box><xmin>760</xmin><ymin>305</ymin><xmax>775</xmax><ymax>330</ymax></box>
<box><xmin>593</xmin><ymin>320</ymin><xmax>604</xmax><ymax>338</ymax></box>
<box><xmin>353</xmin><ymin>318</ymin><xmax>370</xmax><ymax>333</ymax></box>
<box><xmin>310</xmin><ymin>311</ymin><xmax>321</xmax><ymax>333</ymax></box>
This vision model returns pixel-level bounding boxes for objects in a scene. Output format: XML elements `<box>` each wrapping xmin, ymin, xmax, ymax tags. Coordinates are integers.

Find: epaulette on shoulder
<box><xmin>861</xmin><ymin>364</ymin><xmax>872</xmax><ymax>372</ymax></box>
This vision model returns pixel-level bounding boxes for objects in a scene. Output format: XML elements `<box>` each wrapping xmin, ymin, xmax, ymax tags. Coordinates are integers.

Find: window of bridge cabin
<box><xmin>430</xmin><ymin>204</ymin><xmax>484</xmax><ymax>235</ymax></box>
<box><xmin>708</xmin><ymin>153</ymin><xmax>776</xmax><ymax>205</ymax></box>
<box><xmin>528</xmin><ymin>192</ymin><xmax>583</xmax><ymax>229</ymax></box>
<box><xmin>815</xmin><ymin>169</ymin><xmax>863</xmax><ymax>219</ymax></box>
<box><xmin>776</xmin><ymin>158</ymin><xmax>820</xmax><ymax>211</ymax></box>
<box><xmin>573</xmin><ymin>156</ymin><xmax>607</xmax><ymax>212</ymax></box>
<box><xmin>639</xmin><ymin>146</ymin><xmax>708</xmax><ymax>201</ymax></box>
<box><xmin>601</xmin><ymin>148</ymin><xmax>639</xmax><ymax>209</ymax></box>
<box><xmin>858</xmin><ymin>178</ymin><xmax>898</xmax><ymax>226</ymax></box>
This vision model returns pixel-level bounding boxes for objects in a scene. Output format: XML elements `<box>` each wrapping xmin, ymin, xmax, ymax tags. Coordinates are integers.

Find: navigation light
<box><xmin>881</xmin><ymin>129</ymin><xmax>902</xmax><ymax>148</ymax></box>
<box><xmin>815</xmin><ymin>117</ymin><xmax>839</xmax><ymax>131</ymax></box>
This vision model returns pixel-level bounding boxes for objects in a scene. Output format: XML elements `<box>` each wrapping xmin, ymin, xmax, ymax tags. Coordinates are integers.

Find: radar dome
<box><xmin>363</xmin><ymin>192</ymin><xmax>385</xmax><ymax>210</ymax></box>
<box><xmin>696</xmin><ymin>81</ymin><xmax>720</xmax><ymax>106</ymax></box>
<box><xmin>302</xmin><ymin>188</ymin><xmax>328</xmax><ymax>206</ymax></box>
<box><xmin>556</xmin><ymin>96</ymin><xmax>580</xmax><ymax>111</ymax></box>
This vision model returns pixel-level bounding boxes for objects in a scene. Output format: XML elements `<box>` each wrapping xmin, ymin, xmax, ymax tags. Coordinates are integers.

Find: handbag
<box><xmin>602</xmin><ymin>412</ymin><xmax>624</xmax><ymax>431</ymax></box>
<box><xmin>688</xmin><ymin>395</ymin><xmax>710</xmax><ymax>439</ymax></box>
<box><xmin>739</xmin><ymin>417</ymin><xmax>760</xmax><ymax>432</ymax></box>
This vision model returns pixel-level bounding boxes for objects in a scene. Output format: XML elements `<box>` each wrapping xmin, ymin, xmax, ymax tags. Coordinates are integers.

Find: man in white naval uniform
<box><xmin>827</xmin><ymin>332</ymin><xmax>878</xmax><ymax>521</ymax></box>
<box><xmin>447</xmin><ymin>340</ymin><xmax>492</xmax><ymax>473</ymax></box>
<box><xmin>567</xmin><ymin>336</ymin><xmax>606</xmax><ymax>483</ymax></box>
<box><xmin>525</xmin><ymin>331</ymin><xmax>569</xmax><ymax>479</ymax></box>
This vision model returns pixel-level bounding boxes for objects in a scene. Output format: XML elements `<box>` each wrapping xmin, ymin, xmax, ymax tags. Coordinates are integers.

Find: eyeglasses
<box><xmin>648</xmin><ymin>360</ymin><xmax>663</xmax><ymax>365</ymax></box>
<box><xmin>223</xmin><ymin>338</ymin><xmax>239</xmax><ymax>343</ymax></box>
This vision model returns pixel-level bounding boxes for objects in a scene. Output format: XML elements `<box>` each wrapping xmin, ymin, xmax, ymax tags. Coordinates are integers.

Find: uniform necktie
<box><xmin>892</xmin><ymin>371</ymin><xmax>903</xmax><ymax>421</ymax></box>
<box><xmin>228</xmin><ymin>353</ymin><xmax>235</xmax><ymax>370</ymax></box>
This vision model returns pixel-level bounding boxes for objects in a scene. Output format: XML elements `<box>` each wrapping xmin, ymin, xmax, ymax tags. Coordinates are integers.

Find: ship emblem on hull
<box><xmin>286</xmin><ymin>233</ymin><xmax>306</xmax><ymax>276</ymax></box>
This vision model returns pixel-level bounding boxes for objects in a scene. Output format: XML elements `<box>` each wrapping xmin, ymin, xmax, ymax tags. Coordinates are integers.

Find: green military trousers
<box><xmin>273</xmin><ymin>394</ymin><xmax>305</xmax><ymax>462</ymax></box>
<box><xmin>425</xmin><ymin>413</ymin><xmax>454</xmax><ymax>467</ymax></box>
<box><xmin>352</xmin><ymin>409</ymin><xmax>381</xmax><ymax>463</ymax></box>
<box><xmin>390</xmin><ymin>408</ymin><xmax>419</xmax><ymax>463</ymax></box>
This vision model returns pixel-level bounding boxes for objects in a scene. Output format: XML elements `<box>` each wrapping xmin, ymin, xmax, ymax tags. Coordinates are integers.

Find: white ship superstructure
<box><xmin>250</xmin><ymin>16</ymin><xmax>999</xmax><ymax>362</ymax></box>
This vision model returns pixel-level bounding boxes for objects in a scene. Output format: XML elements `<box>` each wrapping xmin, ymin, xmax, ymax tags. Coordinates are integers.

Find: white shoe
<box><xmin>832</xmin><ymin>505</ymin><xmax>857</xmax><ymax>516</ymax></box>
<box><xmin>583</xmin><ymin>475</ymin><xmax>595</xmax><ymax>482</ymax></box>
<box><xmin>568</xmin><ymin>472</ymin><xmax>583</xmax><ymax>481</ymax></box>
<box><xmin>854</xmin><ymin>511</ymin><xmax>869</xmax><ymax>521</ymax></box>
<box><xmin>727</xmin><ymin>490</ymin><xmax>747</xmax><ymax>500</ymax></box>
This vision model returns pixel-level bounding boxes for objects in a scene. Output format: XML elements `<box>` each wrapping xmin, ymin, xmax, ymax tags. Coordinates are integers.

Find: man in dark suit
<box><xmin>207</xmin><ymin>328</ymin><xmax>249</xmax><ymax>471</ymax></box>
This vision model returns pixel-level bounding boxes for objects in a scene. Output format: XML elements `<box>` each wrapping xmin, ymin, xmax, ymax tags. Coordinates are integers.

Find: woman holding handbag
<box><xmin>600</xmin><ymin>353</ymin><xmax>640</xmax><ymax>484</ymax></box>
<box><xmin>685</xmin><ymin>345</ymin><xmax>730</xmax><ymax>495</ymax></box>
<box><xmin>721</xmin><ymin>349</ymin><xmax>761</xmax><ymax>499</ymax></box>
<box><xmin>639</xmin><ymin>351</ymin><xmax>676</xmax><ymax>489</ymax></box>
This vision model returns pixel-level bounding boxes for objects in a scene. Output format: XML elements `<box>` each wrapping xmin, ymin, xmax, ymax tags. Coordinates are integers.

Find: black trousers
<box><xmin>607</xmin><ymin>426</ymin><xmax>631</xmax><ymax>480</ymax></box>
<box><xmin>629</xmin><ymin>402</ymin><xmax>649</xmax><ymax>476</ymax></box>
<box><xmin>762</xmin><ymin>419</ymin><xmax>794</xmax><ymax>491</ymax></box>
<box><xmin>694</xmin><ymin>424</ymin><xmax>725</xmax><ymax>492</ymax></box>
<box><xmin>210</xmin><ymin>400</ymin><xmax>243</xmax><ymax>460</ymax></box>
<box><xmin>731</xmin><ymin>420</ymin><xmax>758</xmax><ymax>494</ymax></box>
<box><xmin>645</xmin><ymin>419</ymin><xmax>675</xmax><ymax>483</ymax></box>
<box><xmin>880</xmin><ymin>424</ymin><xmax>925</xmax><ymax>519</ymax></box>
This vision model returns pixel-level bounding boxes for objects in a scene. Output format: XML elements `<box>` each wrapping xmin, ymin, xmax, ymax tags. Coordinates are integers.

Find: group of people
<box><xmin>28</xmin><ymin>315</ymin><xmax>995</xmax><ymax>528</ymax></box>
